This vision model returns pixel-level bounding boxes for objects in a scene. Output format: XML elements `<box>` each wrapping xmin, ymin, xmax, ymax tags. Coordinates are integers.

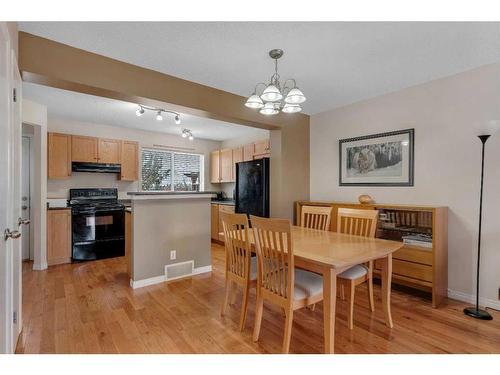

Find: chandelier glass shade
<box><xmin>245</xmin><ymin>49</ymin><xmax>306</xmax><ymax>115</ymax></box>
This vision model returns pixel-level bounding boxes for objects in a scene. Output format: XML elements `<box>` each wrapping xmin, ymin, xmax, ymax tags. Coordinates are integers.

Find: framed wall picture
<box><xmin>339</xmin><ymin>128</ymin><xmax>414</xmax><ymax>186</ymax></box>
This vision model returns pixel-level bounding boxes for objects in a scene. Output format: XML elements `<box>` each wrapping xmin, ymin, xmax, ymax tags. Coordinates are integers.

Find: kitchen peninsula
<box><xmin>126</xmin><ymin>191</ymin><xmax>215</xmax><ymax>288</ymax></box>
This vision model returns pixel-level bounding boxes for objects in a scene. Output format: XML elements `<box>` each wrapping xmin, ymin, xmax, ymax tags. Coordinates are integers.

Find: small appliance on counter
<box><xmin>70</xmin><ymin>188</ymin><xmax>125</xmax><ymax>261</ymax></box>
<box><xmin>235</xmin><ymin>158</ymin><xmax>270</xmax><ymax>217</ymax></box>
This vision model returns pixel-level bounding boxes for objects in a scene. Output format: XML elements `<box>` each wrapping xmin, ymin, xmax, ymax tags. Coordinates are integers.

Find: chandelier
<box><xmin>245</xmin><ymin>49</ymin><xmax>306</xmax><ymax>115</ymax></box>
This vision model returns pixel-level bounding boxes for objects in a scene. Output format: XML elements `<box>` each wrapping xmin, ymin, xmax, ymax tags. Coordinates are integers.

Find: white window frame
<box><xmin>140</xmin><ymin>147</ymin><xmax>204</xmax><ymax>192</ymax></box>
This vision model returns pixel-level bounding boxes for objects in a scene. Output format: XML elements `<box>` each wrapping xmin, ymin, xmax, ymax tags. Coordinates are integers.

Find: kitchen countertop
<box><xmin>127</xmin><ymin>191</ymin><xmax>216</xmax><ymax>200</ymax></box>
<box><xmin>211</xmin><ymin>200</ymin><xmax>235</xmax><ymax>206</ymax></box>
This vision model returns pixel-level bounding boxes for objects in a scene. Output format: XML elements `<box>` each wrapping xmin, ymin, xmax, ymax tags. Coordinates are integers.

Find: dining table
<box><xmin>227</xmin><ymin>225</ymin><xmax>405</xmax><ymax>354</ymax></box>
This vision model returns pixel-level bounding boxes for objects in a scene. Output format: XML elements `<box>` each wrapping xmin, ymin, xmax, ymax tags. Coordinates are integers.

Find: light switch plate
<box><xmin>170</xmin><ymin>250</ymin><xmax>176</xmax><ymax>260</ymax></box>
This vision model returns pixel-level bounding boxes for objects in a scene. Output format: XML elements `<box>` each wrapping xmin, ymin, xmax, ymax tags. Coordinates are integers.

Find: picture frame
<box><xmin>339</xmin><ymin>128</ymin><xmax>414</xmax><ymax>186</ymax></box>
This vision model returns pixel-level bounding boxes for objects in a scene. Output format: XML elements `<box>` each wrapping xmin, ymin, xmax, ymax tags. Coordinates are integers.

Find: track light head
<box><xmin>156</xmin><ymin>111</ymin><xmax>163</xmax><ymax>121</ymax></box>
<box><xmin>136</xmin><ymin>106</ymin><xmax>145</xmax><ymax>116</ymax></box>
<box><xmin>175</xmin><ymin>115</ymin><xmax>181</xmax><ymax>125</ymax></box>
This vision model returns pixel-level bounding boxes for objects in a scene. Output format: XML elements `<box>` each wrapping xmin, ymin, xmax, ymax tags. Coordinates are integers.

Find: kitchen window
<box><xmin>141</xmin><ymin>148</ymin><xmax>204</xmax><ymax>192</ymax></box>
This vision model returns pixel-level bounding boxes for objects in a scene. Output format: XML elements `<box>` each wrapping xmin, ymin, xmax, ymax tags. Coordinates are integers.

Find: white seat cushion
<box><xmin>294</xmin><ymin>269</ymin><xmax>323</xmax><ymax>300</ymax></box>
<box><xmin>250</xmin><ymin>257</ymin><xmax>257</xmax><ymax>280</ymax></box>
<box><xmin>338</xmin><ymin>264</ymin><xmax>368</xmax><ymax>280</ymax></box>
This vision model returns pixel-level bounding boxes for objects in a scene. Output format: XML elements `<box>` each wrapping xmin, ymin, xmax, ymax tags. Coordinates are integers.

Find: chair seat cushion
<box><xmin>294</xmin><ymin>269</ymin><xmax>323</xmax><ymax>300</ymax></box>
<box><xmin>338</xmin><ymin>264</ymin><xmax>368</xmax><ymax>280</ymax></box>
<box><xmin>250</xmin><ymin>257</ymin><xmax>257</xmax><ymax>280</ymax></box>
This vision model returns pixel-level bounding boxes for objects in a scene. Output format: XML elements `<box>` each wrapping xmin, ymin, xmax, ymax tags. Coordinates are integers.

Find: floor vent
<box><xmin>165</xmin><ymin>260</ymin><xmax>194</xmax><ymax>281</ymax></box>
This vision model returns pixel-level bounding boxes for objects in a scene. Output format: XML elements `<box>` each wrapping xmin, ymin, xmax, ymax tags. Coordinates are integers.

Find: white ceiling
<box><xmin>22</xmin><ymin>82</ymin><xmax>269</xmax><ymax>141</ymax></box>
<box><xmin>19</xmin><ymin>22</ymin><xmax>500</xmax><ymax>114</ymax></box>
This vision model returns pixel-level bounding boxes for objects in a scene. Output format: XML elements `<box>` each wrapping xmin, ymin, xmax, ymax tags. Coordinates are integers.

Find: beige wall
<box><xmin>131</xmin><ymin>197</ymin><xmax>211</xmax><ymax>282</ymax></box>
<box><xmin>310</xmin><ymin>62</ymin><xmax>500</xmax><ymax>308</ymax></box>
<box><xmin>47</xmin><ymin>117</ymin><xmax>223</xmax><ymax>199</ymax></box>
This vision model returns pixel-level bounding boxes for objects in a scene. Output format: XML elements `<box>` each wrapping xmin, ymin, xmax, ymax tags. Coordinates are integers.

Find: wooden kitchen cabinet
<box><xmin>232</xmin><ymin>147</ymin><xmax>243</xmax><ymax>179</ymax></box>
<box><xmin>220</xmin><ymin>148</ymin><xmax>233</xmax><ymax>182</ymax></box>
<box><xmin>211</xmin><ymin>204</ymin><xmax>219</xmax><ymax>240</ymax></box>
<box><xmin>211</xmin><ymin>204</ymin><xmax>235</xmax><ymax>242</ymax></box>
<box><xmin>243</xmin><ymin>143</ymin><xmax>254</xmax><ymax>161</ymax></box>
<box><xmin>253</xmin><ymin>139</ymin><xmax>271</xmax><ymax>159</ymax></box>
<box><xmin>125</xmin><ymin>210</ymin><xmax>132</xmax><ymax>277</ymax></box>
<box><xmin>98</xmin><ymin>138</ymin><xmax>122</xmax><ymax>164</ymax></box>
<box><xmin>48</xmin><ymin>132</ymin><xmax>72</xmax><ymax>179</ymax></box>
<box><xmin>119</xmin><ymin>140</ymin><xmax>139</xmax><ymax>181</ymax></box>
<box><xmin>71</xmin><ymin>135</ymin><xmax>98</xmax><ymax>163</ymax></box>
<box><xmin>210</xmin><ymin>150</ymin><xmax>221</xmax><ymax>183</ymax></box>
<box><xmin>47</xmin><ymin>209</ymin><xmax>72</xmax><ymax>266</ymax></box>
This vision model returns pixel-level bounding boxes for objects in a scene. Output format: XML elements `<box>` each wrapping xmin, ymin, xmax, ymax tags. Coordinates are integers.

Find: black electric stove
<box><xmin>69</xmin><ymin>188</ymin><xmax>125</xmax><ymax>261</ymax></box>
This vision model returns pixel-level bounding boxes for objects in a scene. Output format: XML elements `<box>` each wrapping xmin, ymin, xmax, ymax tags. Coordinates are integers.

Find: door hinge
<box><xmin>13</xmin><ymin>88</ymin><xmax>17</xmax><ymax>103</ymax></box>
<box><xmin>13</xmin><ymin>311</ymin><xmax>17</xmax><ymax>324</ymax></box>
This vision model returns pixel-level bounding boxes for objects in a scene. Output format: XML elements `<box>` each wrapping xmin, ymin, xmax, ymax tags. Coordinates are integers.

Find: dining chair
<box><xmin>300</xmin><ymin>205</ymin><xmax>332</xmax><ymax>231</ymax></box>
<box><xmin>250</xmin><ymin>215</ymin><xmax>324</xmax><ymax>354</ymax></box>
<box><xmin>219</xmin><ymin>212</ymin><xmax>256</xmax><ymax>331</ymax></box>
<box><xmin>336</xmin><ymin>207</ymin><xmax>379</xmax><ymax>329</ymax></box>
<box><xmin>300</xmin><ymin>205</ymin><xmax>332</xmax><ymax>311</ymax></box>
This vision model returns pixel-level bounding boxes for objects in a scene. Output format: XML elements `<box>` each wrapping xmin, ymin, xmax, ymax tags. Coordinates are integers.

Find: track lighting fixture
<box><xmin>182</xmin><ymin>129</ymin><xmax>194</xmax><ymax>141</ymax></box>
<box><xmin>134</xmin><ymin>105</ymin><xmax>181</xmax><ymax>124</ymax></box>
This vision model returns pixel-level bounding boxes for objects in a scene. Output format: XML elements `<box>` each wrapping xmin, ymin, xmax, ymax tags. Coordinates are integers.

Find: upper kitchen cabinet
<box><xmin>220</xmin><ymin>148</ymin><xmax>233</xmax><ymax>182</ymax></box>
<box><xmin>119</xmin><ymin>140</ymin><xmax>139</xmax><ymax>181</ymax></box>
<box><xmin>71</xmin><ymin>135</ymin><xmax>98</xmax><ymax>162</ymax></box>
<box><xmin>48</xmin><ymin>132</ymin><xmax>72</xmax><ymax>179</ymax></box>
<box><xmin>232</xmin><ymin>147</ymin><xmax>243</xmax><ymax>180</ymax></box>
<box><xmin>98</xmin><ymin>138</ymin><xmax>122</xmax><ymax>164</ymax></box>
<box><xmin>253</xmin><ymin>139</ymin><xmax>271</xmax><ymax>159</ymax></box>
<box><xmin>210</xmin><ymin>150</ymin><xmax>221</xmax><ymax>183</ymax></box>
<box><xmin>243</xmin><ymin>143</ymin><xmax>254</xmax><ymax>161</ymax></box>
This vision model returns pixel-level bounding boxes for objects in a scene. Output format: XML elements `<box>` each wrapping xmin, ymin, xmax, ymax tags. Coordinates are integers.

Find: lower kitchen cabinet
<box><xmin>211</xmin><ymin>204</ymin><xmax>235</xmax><ymax>242</ymax></box>
<box><xmin>47</xmin><ymin>209</ymin><xmax>72</xmax><ymax>266</ymax></box>
<box><xmin>125</xmin><ymin>210</ymin><xmax>132</xmax><ymax>277</ymax></box>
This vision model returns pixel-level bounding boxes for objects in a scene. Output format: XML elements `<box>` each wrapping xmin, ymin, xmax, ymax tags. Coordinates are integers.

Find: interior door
<box><xmin>0</xmin><ymin>23</ymin><xmax>21</xmax><ymax>354</ymax></box>
<box><xmin>21</xmin><ymin>136</ymin><xmax>31</xmax><ymax>260</ymax></box>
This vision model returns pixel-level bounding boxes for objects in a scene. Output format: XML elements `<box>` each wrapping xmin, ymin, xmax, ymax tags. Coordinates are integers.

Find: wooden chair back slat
<box><xmin>250</xmin><ymin>216</ymin><xmax>293</xmax><ymax>302</ymax></box>
<box><xmin>220</xmin><ymin>212</ymin><xmax>252</xmax><ymax>280</ymax></box>
<box><xmin>337</xmin><ymin>208</ymin><xmax>378</xmax><ymax>238</ymax></box>
<box><xmin>300</xmin><ymin>205</ymin><xmax>332</xmax><ymax>231</ymax></box>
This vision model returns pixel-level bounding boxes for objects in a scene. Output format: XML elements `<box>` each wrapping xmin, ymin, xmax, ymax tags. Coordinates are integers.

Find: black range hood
<box><xmin>72</xmin><ymin>162</ymin><xmax>121</xmax><ymax>174</ymax></box>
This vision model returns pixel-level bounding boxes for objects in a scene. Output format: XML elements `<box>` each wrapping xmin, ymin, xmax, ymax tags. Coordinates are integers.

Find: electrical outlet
<box><xmin>170</xmin><ymin>250</ymin><xmax>176</xmax><ymax>260</ymax></box>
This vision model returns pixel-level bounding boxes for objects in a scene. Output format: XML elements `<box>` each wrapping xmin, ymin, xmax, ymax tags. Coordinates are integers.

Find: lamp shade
<box><xmin>284</xmin><ymin>87</ymin><xmax>306</xmax><ymax>104</ymax></box>
<box><xmin>260</xmin><ymin>85</ymin><xmax>283</xmax><ymax>102</ymax></box>
<box><xmin>282</xmin><ymin>103</ymin><xmax>302</xmax><ymax>113</ymax></box>
<box><xmin>245</xmin><ymin>94</ymin><xmax>264</xmax><ymax>109</ymax></box>
<box><xmin>259</xmin><ymin>102</ymin><xmax>279</xmax><ymax>115</ymax></box>
<box><xmin>474</xmin><ymin>120</ymin><xmax>500</xmax><ymax>136</ymax></box>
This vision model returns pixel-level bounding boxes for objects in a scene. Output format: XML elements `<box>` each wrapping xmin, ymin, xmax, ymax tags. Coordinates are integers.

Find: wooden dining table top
<box><xmin>223</xmin><ymin>225</ymin><xmax>404</xmax><ymax>270</ymax></box>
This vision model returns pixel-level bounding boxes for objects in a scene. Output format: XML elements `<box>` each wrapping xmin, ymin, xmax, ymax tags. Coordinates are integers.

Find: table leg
<box><xmin>380</xmin><ymin>253</ymin><xmax>393</xmax><ymax>328</ymax></box>
<box><xmin>323</xmin><ymin>268</ymin><xmax>336</xmax><ymax>354</ymax></box>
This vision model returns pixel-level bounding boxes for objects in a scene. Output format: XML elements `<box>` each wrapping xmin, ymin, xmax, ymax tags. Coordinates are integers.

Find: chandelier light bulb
<box><xmin>188</xmin><ymin>134</ymin><xmax>194</xmax><ymax>141</ymax></box>
<box><xmin>259</xmin><ymin>102</ymin><xmax>279</xmax><ymax>115</ymax></box>
<box><xmin>136</xmin><ymin>107</ymin><xmax>144</xmax><ymax>116</ymax></box>
<box><xmin>284</xmin><ymin>87</ymin><xmax>306</xmax><ymax>104</ymax></box>
<box><xmin>260</xmin><ymin>84</ymin><xmax>283</xmax><ymax>102</ymax></box>
<box><xmin>182</xmin><ymin>132</ymin><xmax>188</xmax><ymax>138</ymax></box>
<box><xmin>175</xmin><ymin>115</ymin><xmax>181</xmax><ymax>125</ymax></box>
<box><xmin>282</xmin><ymin>103</ymin><xmax>302</xmax><ymax>113</ymax></box>
<box><xmin>245</xmin><ymin>94</ymin><xmax>264</xmax><ymax>109</ymax></box>
<box><xmin>156</xmin><ymin>111</ymin><xmax>163</xmax><ymax>121</ymax></box>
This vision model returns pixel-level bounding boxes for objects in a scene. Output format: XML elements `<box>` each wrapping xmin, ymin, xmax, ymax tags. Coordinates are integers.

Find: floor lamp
<box><xmin>463</xmin><ymin>123</ymin><xmax>498</xmax><ymax>320</ymax></box>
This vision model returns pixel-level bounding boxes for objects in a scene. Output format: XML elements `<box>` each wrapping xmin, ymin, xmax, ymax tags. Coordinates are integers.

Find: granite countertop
<box><xmin>127</xmin><ymin>191</ymin><xmax>218</xmax><ymax>196</ymax></box>
<box><xmin>211</xmin><ymin>199</ymin><xmax>235</xmax><ymax>206</ymax></box>
<box><xmin>47</xmin><ymin>206</ymin><xmax>70</xmax><ymax>210</ymax></box>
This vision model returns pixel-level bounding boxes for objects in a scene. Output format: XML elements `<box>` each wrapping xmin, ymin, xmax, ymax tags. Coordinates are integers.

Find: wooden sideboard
<box><xmin>295</xmin><ymin>200</ymin><xmax>448</xmax><ymax>308</ymax></box>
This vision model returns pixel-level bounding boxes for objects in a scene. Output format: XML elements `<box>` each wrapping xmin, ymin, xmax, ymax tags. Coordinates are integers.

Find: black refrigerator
<box><xmin>235</xmin><ymin>158</ymin><xmax>270</xmax><ymax>218</ymax></box>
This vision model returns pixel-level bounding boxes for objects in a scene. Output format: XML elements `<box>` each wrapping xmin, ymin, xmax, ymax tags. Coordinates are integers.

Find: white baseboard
<box><xmin>32</xmin><ymin>262</ymin><xmax>47</xmax><ymax>271</ymax></box>
<box><xmin>130</xmin><ymin>264</ymin><xmax>212</xmax><ymax>289</ymax></box>
<box><xmin>448</xmin><ymin>289</ymin><xmax>500</xmax><ymax>311</ymax></box>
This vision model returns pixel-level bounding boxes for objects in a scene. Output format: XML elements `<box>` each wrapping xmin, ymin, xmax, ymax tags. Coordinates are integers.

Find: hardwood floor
<box><xmin>16</xmin><ymin>243</ymin><xmax>500</xmax><ymax>354</ymax></box>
